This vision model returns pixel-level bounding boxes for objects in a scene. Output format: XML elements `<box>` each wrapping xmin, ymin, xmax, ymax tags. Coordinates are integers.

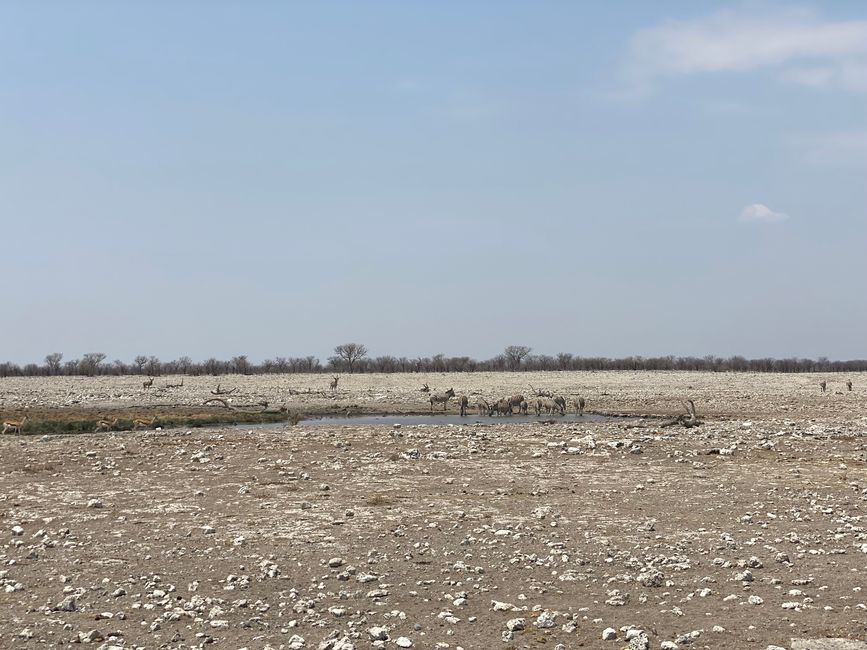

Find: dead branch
<box><xmin>203</xmin><ymin>397</ymin><xmax>234</xmax><ymax>409</ymax></box>
<box><xmin>660</xmin><ymin>399</ymin><xmax>702</xmax><ymax>428</ymax></box>
<box><xmin>165</xmin><ymin>379</ymin><xmax>184</xmax><ymax>389</ymax></box>
<box><xmin>211</xmin><ymin>383</ymin><xmax>237</xmax><ymax>395</ymax></box>
<box><xmin>529</xmin><ymin>385</ymin><xmax>552</xmax><ymax>397</ymax></box>
<box><xmin>419</xmin><ymin>383</ymin><xmax>430</xmax><ymax>393</ymax></box>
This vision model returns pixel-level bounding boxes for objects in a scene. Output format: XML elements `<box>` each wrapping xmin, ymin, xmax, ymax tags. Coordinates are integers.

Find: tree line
<box><xmin>0</xmin><ymin>345</ymin><xmax>865</xmax><ymax>377</ymax></box>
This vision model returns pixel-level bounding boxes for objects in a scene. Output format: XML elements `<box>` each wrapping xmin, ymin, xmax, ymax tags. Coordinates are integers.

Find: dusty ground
<box><xmin>1</xmin><ymin>372</ymin><xmax>867</xmax><ymax>650</ymax></box>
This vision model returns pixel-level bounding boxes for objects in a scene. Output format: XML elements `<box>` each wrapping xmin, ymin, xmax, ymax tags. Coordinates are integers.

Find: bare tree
<box><xmin>504</xmin><ymin>345</ymin><xmax>532</xmax><ymax>370</ymax></box>
<box><xmin>334</xmin><ymin>343</ymin><xmax>368</xmax><ymax>373</ymax></box>
<box><xmin>44</xmin><ymin>352</ymin><xmax>63</xmax><ymax>375</ymax></box>
<box><xmin>81</xmin><ymin>352</ymin><xmax>106</xmax><ymax>376</ymax></box>
<box><xmin>177</xmin><ymin>356</ymin><xmax>192</xmax><ymax>375</ymax></box>
<box><xmin>232</xmin><ymin>355</ymin><xmax>250</xmax><ymax>375</ymax></box>
<box><xmin>133</xmin><ymin>356</ymin><xmax>148</xmax><ymax>374</ymax></box>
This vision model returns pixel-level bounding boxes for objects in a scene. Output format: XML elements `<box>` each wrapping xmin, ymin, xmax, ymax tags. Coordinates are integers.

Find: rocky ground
<box><xmin>1</xmin><ymin>372</ymin><xmax>867</xmax><ymax>650</ymax></box>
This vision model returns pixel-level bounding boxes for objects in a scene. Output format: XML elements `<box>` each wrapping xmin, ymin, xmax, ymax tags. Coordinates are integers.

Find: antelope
<box><xmin>94</xmin><ymin>417</ymin><xmax>119</xmax><ymax>432</ymax></box>
<box><xmin>330</xmin><ymin>375</ymin><xmax>339</xmax><ymax>391</ymax></box>
<box><xmin>847</xmin><ymin>380</ymin><xmax>853</xmax><ymax>392</ymax></box>
<box><xmin>574</xmin><ymin>397</ymin><xmax>586</xmax><ymax>416</ymax></box>
<box><xmin>132</xmin><ymin>416</ymin><xmax>157</xmax><ymax>430</ymax></box>
<box><xmin>553</xmin><ymin>396</ymin><xmax>567</xmax><ymax>415</ymax></box>
<box><xmin>142</xmin><ymin>376</ymin><xmax>154</xmax><ymax>389</ymax></box>
<box><xmin>458</xmin><ymin>395</ymin><xmax>469</xmax><ymax>417</ymax></box>
<box><xmin>2</xmin><ymin>415</ymin><xmax>28</xmax><ymax>435</ymax></box>
<box><xmin>820</xmin><ymin>381</ymin><xmax>827</xmax><ymax>393</ymax></box>
<box><xmin>429</xmin><ymin>388</ymin><xmax>455</xmax><ymax>411</ymax></box>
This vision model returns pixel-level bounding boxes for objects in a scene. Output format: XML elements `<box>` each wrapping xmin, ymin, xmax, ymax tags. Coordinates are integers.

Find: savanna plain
<box><xmin>1</xmin><ymin>371</ymin><xmax>866</xmax><ymax>650</ymax></box>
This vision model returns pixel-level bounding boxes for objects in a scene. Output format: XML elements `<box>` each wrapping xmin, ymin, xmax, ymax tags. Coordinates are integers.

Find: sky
<box><xmin>1</xmin><ymin>1</ymin><xmax>865</xmax><ymax>365</ymax></box>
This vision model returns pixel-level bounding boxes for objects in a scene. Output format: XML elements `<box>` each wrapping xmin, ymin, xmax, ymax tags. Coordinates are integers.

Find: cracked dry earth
<box><xmin>3</xmin><ymin>385</ymin><xmax>867</xmax><ymax>649</ymax></box>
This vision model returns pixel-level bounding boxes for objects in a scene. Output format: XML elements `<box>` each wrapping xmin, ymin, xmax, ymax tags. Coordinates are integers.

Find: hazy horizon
<box><xmin>2</xmin><ymin>2</ymin><xmax>864</xmax><ymax>365</ymax></box>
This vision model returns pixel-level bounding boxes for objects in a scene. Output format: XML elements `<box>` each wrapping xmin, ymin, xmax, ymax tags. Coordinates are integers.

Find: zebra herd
<box><xmin>429</xmin><ymin>388</ymin><xmax>586</xmax><ymax>417</ymax></box>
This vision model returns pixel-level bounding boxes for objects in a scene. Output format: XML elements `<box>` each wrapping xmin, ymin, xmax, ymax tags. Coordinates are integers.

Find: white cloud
<box><xmin>739</xmin><ymin>203</ymin><xmax>790</xmax><ymax>223</ymax></box>
<box><xmin>624</xmin><ymin>6</ymin><xmax>867</xmax><ymax>94</ymax></box>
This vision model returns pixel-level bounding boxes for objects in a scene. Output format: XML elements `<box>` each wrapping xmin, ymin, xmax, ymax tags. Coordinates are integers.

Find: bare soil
<box><xmin>1</xmin><ymin>372</ymin><xmax>866</xmax><ymax>650</ymax></box>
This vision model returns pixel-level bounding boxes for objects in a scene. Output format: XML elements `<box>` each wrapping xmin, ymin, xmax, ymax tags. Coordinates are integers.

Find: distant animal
<box><xmin>94</xmin><ymin>417</ymin><xmax>119</xmax><ymax>433</ymax></box>
<box><xmin>488</xmin><ymin>398</ymin><xmax>512</xmax><ymax>416</ymax></box>
<box><xmin>430</xmin><ymin>388</ymin><xmax>455</xmax><ymax>411</ymax></box>
<box><xmin>476</xmin><ymin>398</ymin><xmax>490</xmax><ymax>416</ymax></box>
<box><xmin>574</xmin><ymin>397</ymin><xmax>586</xmax><ymax>416</ymax></box>
<box><xmin>132</xmin><ymin>416</ymin><xmax>157</xmax><ymax>430</ymax></box>
<box><xmin>506</xmin><ymin>394</ymin><xmax>525</xmax><ymax>414</ymax></box>
<box><xmin>519</xmin><ymin>400</ymin><xmax>528</xmax><ymax>415</ymax></box>
<box><xmin>820</xmin><ymin>381</ymin><xmax>827</xmax><ymax>393</ymax></box>
<box><xmin>142</xmin><ymin>376</ymin><xmax>154</xmax><ymax>389</ymax></box>
<box><xmin>2</xmin><ymin>415</ymin><xmax>28</xmax><ymax>435</ymax></box>
<box><xmin>553</xmin><ymin>396</ymin><xmax>567</xmax><ymax>415</ymax></box>
<box><xmin>458</xmin><ymin>395</ymin><xmax>469</xmax><ymax>416</ymax></box>
<box><xmin>534</xmin><ymin>397</ymin><xmax>556</xmax><ymax>416</ymax></box>
<box><xmin>420</xmin><ymin>383</ymin><xmax>430</xmax><ymax>393</ymax></box>
<box><xmin>330</xmin><ymin>375</ymin><xmax>339</xmax><ymax>391</ymax></box>
<box><xmin>847</xmin><ymin>380</ymin><xmax>853</xmax><ymax>392</ymax></box>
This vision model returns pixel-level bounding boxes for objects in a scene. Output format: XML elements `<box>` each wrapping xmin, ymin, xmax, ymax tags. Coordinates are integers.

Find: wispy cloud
<box><xmin>623</xmin><ymin>6</ymin><xmax>867</xmax><ymax>95</ymax></box>
<box><xmin>739</xmin><ymin>203</ymin><xmax>790</xmax><ymax>223</ymax></box>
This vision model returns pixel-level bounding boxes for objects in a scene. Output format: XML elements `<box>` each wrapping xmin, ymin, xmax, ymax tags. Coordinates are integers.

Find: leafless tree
<box><xmin>334</xmin><ymin>343</ymin><xmax>368</xmax><ymax>373</ymax></box>
<box><xmin>134</xmin><ymin>356</ymin><xmax>148</xmax><ymax>374</ymax></box>
<box><xmin>81</xmin><ymin>352</ymin><xmax>106</xmax><ymax>376</ymax></box>
<box><xmin>44</xmin><ymin>352</ymin><xmax>63</xmax><ymax>375</ymax></box>
<box><xmin>504</xmin><ymin>345</ymin><xmax>532</xmax><ymax>370</ymax></box>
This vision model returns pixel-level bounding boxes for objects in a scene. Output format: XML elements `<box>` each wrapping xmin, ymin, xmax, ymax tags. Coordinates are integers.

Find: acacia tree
<box><xmin>333</xmin><ymin>343</ymin><xmax>368</xmax><ymax>373</ymax></box>
<box><xmin>503</xmin><ymin>345</ymin><xmax>531</xmax><ymax>370</ymax></box>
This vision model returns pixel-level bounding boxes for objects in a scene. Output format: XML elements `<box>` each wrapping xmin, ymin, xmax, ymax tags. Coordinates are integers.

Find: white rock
<box><xmin>603</xmin><ymin>627</ymin><xmax>617</xmax><ymax>640</ymax></box>
<box><xmin>395</xmin><ymin>638</ymin><xmax>413</xmax><ymax>648</ymax></box>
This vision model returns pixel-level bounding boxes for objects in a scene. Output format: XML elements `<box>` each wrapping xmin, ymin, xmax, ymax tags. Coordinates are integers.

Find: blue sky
<box><xmin>1</xmin><ymin>1</ymin><xmax>865</xmax><ymax>364</ymax></box>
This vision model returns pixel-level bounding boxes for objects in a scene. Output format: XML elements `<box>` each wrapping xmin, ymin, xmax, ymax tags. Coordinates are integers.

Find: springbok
<box><xmin>94</xmin><ymin>417</ymin><xmax>119</xmax><ymax>433</ymax></box>
<box><xmin>458</xmin><ymin>395</ymin><xmax>469</xmax><ymax>416</ymax></box>
<box><xmin>429</xmin><ymin>388</ymin><xmax>455</xmax><ymax>411</ymax></box>
<box><xmin>2</xmin><ymin>415</ymin><xmax>28</xmax><ymax>435</ymax></box>
<box><xmin>132</xmin><ymin>416</ymin><xmax>157</xmax><ymax>430</ymax></box>
<box><xmin>330</xmin><ymin>375</ymin><xmax>339</xmax><ymax>391</ymax></box>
